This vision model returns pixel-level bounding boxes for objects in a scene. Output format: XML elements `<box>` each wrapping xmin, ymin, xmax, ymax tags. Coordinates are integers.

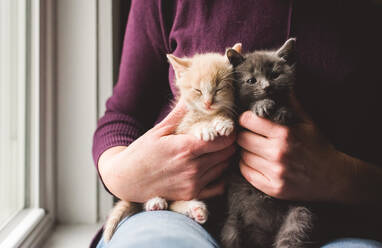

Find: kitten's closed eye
<box><xmin>216</xmin><ymin>88</ymin><xmax>223</xmax><ymax>93</ymax></box>
<box><xmin>193</xmin><ymin>88</ymin><xmax>202</xmax><ymax>95</ymax></box>
<box><xmin>216</xmin><ymin>85</ymin><xmax>229</xmax><ymax>93</ymax></box>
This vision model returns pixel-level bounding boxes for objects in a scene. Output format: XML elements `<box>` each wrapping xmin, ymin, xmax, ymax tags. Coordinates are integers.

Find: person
<box><xmin>91</xmin><ymin>1</ymin><xmax>382</xmax><ymax>247</ymax></box>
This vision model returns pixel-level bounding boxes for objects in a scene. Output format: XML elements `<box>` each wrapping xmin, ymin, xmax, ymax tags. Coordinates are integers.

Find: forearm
<box><xmin>98</xmin><ymin>143</ymin><xmax>165</xmax><ymax>203</ymax></box>
<box><xmin>331</xmin><ymin>150</ymin><xmax>382</xmax><ymax>206</ymax></box>
<box><xmin>98</xmin><ymin>146</ymin><xmax>145</xmax><ymax>202</ymax></box>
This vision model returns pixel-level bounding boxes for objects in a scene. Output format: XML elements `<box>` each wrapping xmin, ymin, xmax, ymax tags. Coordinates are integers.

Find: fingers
<box><xmin>198</xmin><ymin>179</ymin><xmax>225</xmax><ymax>199</ymax></box>
<box><xmin>189</xmin><ymin>133</ymin><xmax>236</xmax><ymax>158</ymax></box>
<box><xmin>240</xmin><ymin>159</ymin><xmax>290</xmax><ymax>199</ymax></box>
<box><xmin>237</xmin><ymin>130</ymin><xmax>271</xmax><ymax>160</ymax></box>
<box><xmin>155</xmin><ymin>101</ymin><xmax>187</xmax><ymax>135</ymax></box>
<box><xmin>239</xmin><ymin>111</ymin><xmax>287</xmax><ymax>138</ymax></box>
<box><xmin>194</xmin><ymin>144</ymin><xmax>236</xmax><ymax>175</ymax></box>
<box><xmin>199</xmin><ymin>159</ymin><xmax>230</xmax><ymax>191</ymax></box>
<box><xmin>239</xmin><ymin>160</ymin><xmax>270</xmax><ymax>192</ymax></box>
<box><xmin>240</xmin><ymin>149</ymin><xmax>276</xmax><ymax>177</ymax></box>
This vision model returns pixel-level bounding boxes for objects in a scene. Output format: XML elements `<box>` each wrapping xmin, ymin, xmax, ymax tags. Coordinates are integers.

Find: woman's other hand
<box><xmin>98</xmin><ymin>102</ymin><xmax>236</xmax><ymax>203</ymax></box>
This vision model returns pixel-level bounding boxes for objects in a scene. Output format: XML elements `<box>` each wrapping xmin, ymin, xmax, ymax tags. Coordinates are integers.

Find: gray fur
<box><xmin>222</xmin><ymin>38</ymin><xmax>316</xmax><ymax>248</ymax></box>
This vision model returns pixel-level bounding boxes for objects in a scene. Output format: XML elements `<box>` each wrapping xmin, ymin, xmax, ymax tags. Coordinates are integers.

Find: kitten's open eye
<box><xmin>246</xmin><ymin>78</ymin><xmax>256</xmax><ymax>84</ymax></box>
<box><xmin>193</xmin><ymin>88</ymin><xmax>202</xmax><ymax>95</ymax></box>
<box><xmin>270</xmin><ymin>71</ymin><xmax>280</xmax><ymax>79</ymax></box>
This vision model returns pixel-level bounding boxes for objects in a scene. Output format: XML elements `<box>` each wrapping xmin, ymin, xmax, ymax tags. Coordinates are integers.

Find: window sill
<box><xmin>42</xmin><ymin>223</ymin><xmax>102</xmax><ymax>248</ymax></box>
<box><xmin>0</xmin><ymin>208</ymin><xmax>45</xmax><ymax>247</ymax></box>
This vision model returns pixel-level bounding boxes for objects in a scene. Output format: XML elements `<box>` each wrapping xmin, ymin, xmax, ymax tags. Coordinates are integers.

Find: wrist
<box><xmin>98</xmin><ymin>146</ymin><xmax>128</xmax><ymax>197</ymax></box>
<box><xmin>325</xmin><ymin>150</ymin><xmax>356</xmax><ymax>204</ymax></box>
<box><xmin>327</xmin><ymin>150</ymin><xmax>382</xmax><ymax>206</ymax></box>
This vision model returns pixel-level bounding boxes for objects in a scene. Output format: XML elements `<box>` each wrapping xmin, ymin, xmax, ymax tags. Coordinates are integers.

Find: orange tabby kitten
<box><xmin>103</xmin><ymin>44</ymin><xmax>241</xmax><ymax>242</ymax></box>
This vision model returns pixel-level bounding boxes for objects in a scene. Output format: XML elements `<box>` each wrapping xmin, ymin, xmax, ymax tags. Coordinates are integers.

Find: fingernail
<box><xmin>239</xmin><ymin>111</ymin><xmax>252</xmax><ymax>124</ymax></box>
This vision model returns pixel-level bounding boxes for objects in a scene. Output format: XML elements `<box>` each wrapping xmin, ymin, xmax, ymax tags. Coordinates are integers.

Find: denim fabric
<box><xmin>96</xmin><ymin>211</ymin><xmax>218</xmax><ymax>248</ymax></box>
<box><xmin>322</xmin><ymin>238</ymin><xmax>382</xmax><ymax>248</ymax></box>
<box><xmin>97</xmin><ymin>210</ymin><xmax>382</xmax><ymax>248</ymax></box>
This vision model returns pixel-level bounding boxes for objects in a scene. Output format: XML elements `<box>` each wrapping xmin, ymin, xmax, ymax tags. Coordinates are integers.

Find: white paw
<box><xmin>144</xmin><ymin>197</ymin><xmax>168</xmax><ymax>211</ymax></box>
<box><xmin>213</xmin><ymin>118</ymin><xmax>234</xmax><ymax>136</ymax></box>
<box><xmin>193</xmin><ymin>126</ymin><xmax>218</xmax><ymax>141</ymax></box>
<box><xmin>187</xmin><ymin>201</ymin><xmax>208</xmax><ymax>224</ymax></box>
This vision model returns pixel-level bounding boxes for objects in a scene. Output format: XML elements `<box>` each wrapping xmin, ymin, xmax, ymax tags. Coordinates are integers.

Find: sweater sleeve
<box><xmin>92</xmin><ymin>0</ymin><xmax>172</xmax><ymax>168</ymax></box>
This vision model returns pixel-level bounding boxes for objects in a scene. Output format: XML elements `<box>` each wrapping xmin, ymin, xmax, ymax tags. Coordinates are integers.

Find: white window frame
<box><xmin>0</xmin><ymin>0</ymin><xmax>27</xmax><ymax>230</ymax></box>
<box><xmin>97</xmin><ymin>0</ymin><xmax>116</xmax><ymax>221</ymax></box>
<box><xmin>55</xmin><ymin>0</ymin><xmax>115</xmax><ymax>225</ymax></box>
<box><xmin>0</xmin><ymin>0</ymin><xmax>56</xmax><ymax>247</ymax></box>
<box><xmin>1</xmin><ymin>0</ymin><xmax>125</xmax><ymax>246</ymax></box>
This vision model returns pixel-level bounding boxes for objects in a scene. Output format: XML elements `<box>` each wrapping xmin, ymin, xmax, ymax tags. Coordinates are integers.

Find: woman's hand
<box><xmin>98</xmin><ymin>102</ymin><xmax>236</xmax><ymax>203</ymax></box>
<box><xmin>236</xmin><ymin>96</ymin><xmax>380</xmax><ymax>204</ymax></box>
<box><xmin>238</xmin><ymin>109</ymin><xmax>341</xmax><ymax>202</ymax></box>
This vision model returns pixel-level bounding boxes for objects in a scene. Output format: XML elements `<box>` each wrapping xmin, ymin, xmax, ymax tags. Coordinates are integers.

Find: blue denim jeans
<box><xmin>97</xmin><ymin>210</ymin><xmax>382</xmax><ymax>248</ymax></box>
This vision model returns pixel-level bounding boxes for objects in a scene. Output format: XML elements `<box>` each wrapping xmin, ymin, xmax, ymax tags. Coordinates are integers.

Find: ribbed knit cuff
<box><xmin>93</xmin><ymin>112</ymin><xmax>144</xmax><ymax>163</ymax></box>
<box><xmin>92</xmin><ymin>111</ymin><xmax>145</xmax><ymax>193</ymax></box>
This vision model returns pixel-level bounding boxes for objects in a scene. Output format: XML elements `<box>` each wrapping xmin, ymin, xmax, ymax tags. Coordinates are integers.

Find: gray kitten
<box><xmin>221</xmin><ymin>39</ymin><xmax>316</xmax><ymax>248</ymax></box>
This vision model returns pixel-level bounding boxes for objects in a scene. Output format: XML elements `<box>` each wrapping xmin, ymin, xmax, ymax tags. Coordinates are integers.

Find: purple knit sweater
<box><xmin>91</xmin><ymin>0</ymin><xmax>382</xmax><ymax>243</ymax></box>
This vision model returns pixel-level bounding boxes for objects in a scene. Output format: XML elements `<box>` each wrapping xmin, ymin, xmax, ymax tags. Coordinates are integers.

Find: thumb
<box><xmin>154</xmin><ymin>101</ymin><xmax>187</xmax><ymax>135</ymax></box>
<box><xmin>289</xmin><ymin>92</ymin><xmax>312</xmax><ymax>123</ymax></box>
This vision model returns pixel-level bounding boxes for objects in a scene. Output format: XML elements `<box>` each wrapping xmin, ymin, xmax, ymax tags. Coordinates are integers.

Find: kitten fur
<box><xmin>221</xmin><ymin>38</ymin><xmax>316</xmax><ymax>248</ymax></box>
<box><xmin>103</xmin><ymin>44</ymin><xmax>240</xmax><ymax>242</ymax></box>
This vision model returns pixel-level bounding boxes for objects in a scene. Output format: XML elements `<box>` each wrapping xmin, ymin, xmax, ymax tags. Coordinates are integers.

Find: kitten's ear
<box><xmin>226</xmin><ymin>45</ymin><xmax>244</xmax><ymax>67</ymax></box>
<box><xmin>276</xmin><ymin>38</ymin><xmax>296</xmax><ymax>62</ymax></box>
<box><xmin>232</xmin><ymin>43</ymin><xmax>242</xmax><ymax>53</ymax></box>
<box><xmin>167</xmin><ymin>54</ymin><xmax>191</xmax><ymax>79</ymax></box>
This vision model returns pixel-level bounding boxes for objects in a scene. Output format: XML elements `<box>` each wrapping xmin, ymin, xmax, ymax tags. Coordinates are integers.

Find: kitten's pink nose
<box><xmin>204</xmin><ymin>100</ymin><xmax>212</xmax><ymax>109</ymax></box>
<box><xmin>261</xmin><ymin>80</ymin><xmax>270</xmax><ymax>89</ymax></box>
